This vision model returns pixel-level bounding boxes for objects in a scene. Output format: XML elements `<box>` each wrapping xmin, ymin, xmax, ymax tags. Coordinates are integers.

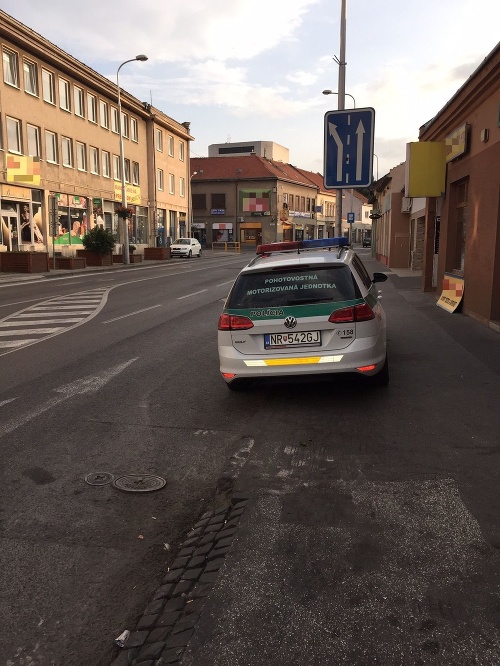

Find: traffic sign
<box><xmin>323</xmin><ymin>107</ymin><xmax>375</xmax><ymax>188</ymax></box>
<box><xmin>347</xmin><ymin>212</ymin><xmax>355</xmax><ymax>224</ymax></box>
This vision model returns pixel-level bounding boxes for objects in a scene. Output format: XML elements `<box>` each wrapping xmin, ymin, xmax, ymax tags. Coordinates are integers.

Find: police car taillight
<box><xmin>329</xmin><ymin>303</ymin><xmax>375</xmax><ymax>323</ymax></box>
<box><xmin>218</xmin><ymin>313</ymin><xmax>254</xmax><ymax>331</ymax></box>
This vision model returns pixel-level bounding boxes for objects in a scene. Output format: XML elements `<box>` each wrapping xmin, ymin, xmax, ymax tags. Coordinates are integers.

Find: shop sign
<box><xmin>445</xmin><ymin>123</ymin><xmax>468</xmax><ymax>162</ymax></box>
<box><xmin>1</xmin><ymin>184</ymin><xmax>31</xmax><ymax>200</ymax></box>
<box><xmin>113</xmin><ymin>182</ymin><xmax>141</xmax><ymax>205</ymax></box>
<box><xmin>6</xmin><ymin>154</ymin><xmax>41</xmax><ymax>186</ymax></box>
<box><xmin>192</xmin><ymin>222</ymin><xmax>205</xmax><ymax>229</ymax></box>
<box><xmin>213</xmin><ymin>223</ymin><xmax>233</xmax><ymax>230</ymax></box>
<box><xmin>437</xmin><ymin>272</ymin><xmax>464</xmax><ymax>313</ymax></box>
<box><xmin>211</xmin><ymin>209</ymin><xmax>225</xmax><ymax>215</ymax></box>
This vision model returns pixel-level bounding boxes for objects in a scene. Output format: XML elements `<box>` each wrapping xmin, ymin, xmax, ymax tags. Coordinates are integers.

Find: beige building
<box><xmin>0</xmin><ymin>10</ymin><xmax>192</xmax><ymax>255</ymax></box>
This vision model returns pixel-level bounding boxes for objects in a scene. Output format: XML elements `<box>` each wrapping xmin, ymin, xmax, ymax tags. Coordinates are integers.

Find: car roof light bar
<box><xmin>256</xmin><ymin>237</ymin><xmax>348</xmax><ymax>255</ymax></box>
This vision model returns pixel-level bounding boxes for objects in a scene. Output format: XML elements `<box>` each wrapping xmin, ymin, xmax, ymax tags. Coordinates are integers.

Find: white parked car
<box><xmin>218</xmin><ymin>237</ymin><xmax>388</xmax><ymax>390</ymax></box>
<box><xmin>170</xmin><ymin>238</ymin><xmax>202</xmax><ymax>258</ymax></box>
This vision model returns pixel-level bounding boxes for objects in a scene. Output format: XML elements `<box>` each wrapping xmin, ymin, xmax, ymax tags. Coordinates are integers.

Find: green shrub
<box><xmin>82</xmin><ymin>226</ymin><xmax>115</xmax><ymax>255</ymax></box>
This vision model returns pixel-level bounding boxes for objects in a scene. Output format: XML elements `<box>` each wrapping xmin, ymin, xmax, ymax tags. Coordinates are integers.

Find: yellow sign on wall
<box><xmin>405</xmin><ymin>142</ymin><xmax>446</xmax><ymax>197</ymax></box>
<box><xmin>6</xmin><ymin>154</ymin><xmax>41</xmax><ymax>185</ymax></box>
<box><xmin>113</xmin><ymin>183</ymin><xmax>141</xmax><ymax>205</ymax></box>
<box><xmin>437</xmin><ymin>273</ymin><xmax>465</xmax><ymax>313</ymax></box>
<box><xmin>445</xmin><ymin>123</ymin><xmax>468</xmax><ymax>162</ymax></box>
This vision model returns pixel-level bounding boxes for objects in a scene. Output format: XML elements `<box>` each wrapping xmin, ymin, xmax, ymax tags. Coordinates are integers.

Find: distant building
<box><xmin>208</xmin><ymin>141</ymin><xmax>289</xmax><ymax>163</ymax></box>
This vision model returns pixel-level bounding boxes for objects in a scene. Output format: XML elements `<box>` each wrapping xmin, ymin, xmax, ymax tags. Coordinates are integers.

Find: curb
<box><xmin>111</xmin><ymin>493</ymin><xmax>251</xmax><ymax>665</ymax></box>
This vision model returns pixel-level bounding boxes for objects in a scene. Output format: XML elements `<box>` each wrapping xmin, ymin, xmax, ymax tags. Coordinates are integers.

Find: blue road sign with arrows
<box><xmin>323</xmin><ymin>107</ymin><xmax>375</xmax><ymax>188</ymax></box>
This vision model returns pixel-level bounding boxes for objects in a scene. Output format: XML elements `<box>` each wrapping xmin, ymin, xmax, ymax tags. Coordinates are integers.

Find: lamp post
<box><xmin>117</xmin><ymin>54</ymin><xmax>148</xmax><ymax>264</ymax></box>
<box><xmin>322</xmin><ymin>90</ymin><xmax>356</xmax><ymax>108</ymax></box>
<box><xmin>373</xmin><ymin>153</ymin><xmax>379</xmax><ymax>181</ymax></box>
<box><xmin>189</xmin><ymin>171</ymin><xmax>199</xmax><ymax>240</ymax></box>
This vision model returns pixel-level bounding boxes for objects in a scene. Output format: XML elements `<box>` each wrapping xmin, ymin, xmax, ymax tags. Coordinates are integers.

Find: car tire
<box><xmin>369</xmin><ymin>356</ymin><xmax>389</xmax><ymax>386</ymax></box>
<box><xmin>188</xmin><ymin>250</ymin><xmax>192</xmax><ymax>258</ymax></box>
<box><xmin>198</xmin><ymin>249</ymin><xmax>202</xmax><ymax>257</ymax></box>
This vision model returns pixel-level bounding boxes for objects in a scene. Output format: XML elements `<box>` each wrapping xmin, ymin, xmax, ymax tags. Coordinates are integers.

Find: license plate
<box><xmin>264</xmin><ymin>330</ymin><xmax>321</xmax><ymax>349</ymax></box>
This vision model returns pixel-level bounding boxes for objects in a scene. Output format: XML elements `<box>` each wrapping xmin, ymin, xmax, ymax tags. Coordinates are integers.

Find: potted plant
<box><xmin>77</xmin><ymin>226</ymin><xmax>115</xmax><ymax>266</ymax></box>
<box><xmin>116</xmin><ymin>206</ymin><xmax>134</xmax><ymax>219</ymax></box>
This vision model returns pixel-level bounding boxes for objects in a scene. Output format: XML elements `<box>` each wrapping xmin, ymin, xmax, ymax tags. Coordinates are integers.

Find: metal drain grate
<box><xmin>112</xmin><ymin>474</ymin><xmax>166</xmax><ymax>493</ymax></box>
<box><xmin>85</xmin><ymin>472</ymin><xmax>114</xmax><ymax>486</ymax></box>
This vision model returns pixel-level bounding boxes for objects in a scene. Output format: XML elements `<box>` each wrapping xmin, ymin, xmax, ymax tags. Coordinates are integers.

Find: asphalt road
<box><xmin>0</xmin><ymin>249</ymin><xmax>499</xmax><ymax>665</ymax></box>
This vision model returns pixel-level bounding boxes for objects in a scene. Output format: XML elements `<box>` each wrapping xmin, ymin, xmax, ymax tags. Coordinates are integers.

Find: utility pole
<box><xmin>335</xmin><ymin>0</ymin><xmax>347</xmax><ymax>238</ymax></box>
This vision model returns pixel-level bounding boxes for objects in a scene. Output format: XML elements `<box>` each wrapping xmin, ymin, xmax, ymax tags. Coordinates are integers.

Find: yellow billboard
<box><xmin>437</xmin><ymin>273</ymin><xmax>464</xmax><ymax>313</ymax></box>
<box><xmin>113</xmin><ymin>183</ymin><xmax>141</xmax><ymax>205</ymax></box>
<box><xmin>6</xmin><ymin>154</ymin><xmax>41</xmax><ymax>185</ymax></box>
<box><xmin>405</xmin><ymin>142</ymin><xmax>446</xmax><ymax>197</ymax></box>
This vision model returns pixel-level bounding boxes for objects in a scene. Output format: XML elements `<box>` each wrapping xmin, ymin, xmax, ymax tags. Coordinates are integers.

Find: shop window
<box><xmin>3</xmin><ymin>48</ymin><xmax>19</xmax><ymax>87</ymax></box>
<box><xmin>23</xmin><ymin>59</ymin><xmax>38</xmax><ymax>96</ymax></box>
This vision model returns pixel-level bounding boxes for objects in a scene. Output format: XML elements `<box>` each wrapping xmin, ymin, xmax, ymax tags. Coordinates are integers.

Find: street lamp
<box><xmin>322</xmin><ymin>90</ymin><xmax>356</xmax><ymax>108</ymax></box>
<box><xmin>373</xmin><ymin>153</ymin><xmax>379</xmax><ymax>181</ymax></box>
<box><xmin>117</xmin><ymin>54</ymin><xmax>148</xmax><ymax>264</ymax></box>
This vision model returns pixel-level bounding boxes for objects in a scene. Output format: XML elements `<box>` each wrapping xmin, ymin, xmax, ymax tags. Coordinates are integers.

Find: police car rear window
<box><xmin>227</xmin><ymin>265</ymin><xmax>361</xmax><ymax>309</ymax></box>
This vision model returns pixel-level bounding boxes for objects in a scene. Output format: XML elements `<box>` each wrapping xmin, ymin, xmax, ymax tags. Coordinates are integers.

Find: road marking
<box><xmin>177</xmin><ymin>289</ymin><xmax>208</xmax><ymax>300</ymax></box>
<box><xmin>102</xmin><ymin>304</ymin><xmax>163</xmax><ymax>324</ymax></box>
<box><xmin>0</xmin><ymin>397</ymin><xmax>18</xmax><ymax>407</ymax></box>
<box><xmin>216</xmin><ymin>280</ymin><xmax>235</xmax><ymax>287</ymax></box>
<box><xmin>0</xmin><ymin>359</ymin><xmax>138</xmax><ymax>437</ymax></box>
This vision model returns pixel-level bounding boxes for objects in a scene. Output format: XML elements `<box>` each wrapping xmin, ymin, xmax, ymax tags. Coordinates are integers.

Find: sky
<box><xmin>2</xmin><ymin>0</ymin><xmax>498</xmax><ymax>180</ymax></box>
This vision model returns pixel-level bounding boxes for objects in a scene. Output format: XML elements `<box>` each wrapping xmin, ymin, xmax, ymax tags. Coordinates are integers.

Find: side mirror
<box><xmin>372</xmin><ymin>272</ymin><xmax>388</xmax><ymax>283</ymax></box>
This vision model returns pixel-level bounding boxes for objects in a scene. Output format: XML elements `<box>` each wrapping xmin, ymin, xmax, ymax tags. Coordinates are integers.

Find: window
<box><xmin>131</xmin><ymin>118</ymin><xmax>138</xmax><ymax>142</ymax></box>
<box><xmin>211</xmin><ymin>193</ymin><xmax>226</xmax><ymax>209</ymax></box>
<box><xmin>111</xmin><ymin>107</ymin><xmax>119</xmax><ymax>133</ymax></box>
<box><xmin>157</xmin><ymin>168</ymin><xmax>164</xmax><ymax>191</ymax></box>
<box><xmin>121</xmin><ymin>112</ymin><xmax>129</xmax><ymax>138</ymax></box>
<box><xmin>179</xmin><ymin>141</ymin><xmax>185</xmax><ymax>161</ymax></box>
<box><xmin>76</xmin><ymin>141</ymin><xmax>86</xmax><ymax>171</ymax></box>
<box><xmin>3</xmin><ymin>48</ymin><xmax>19</xmax><ymax>87</ymax></box>
<box><xmin>113</xmin><ymin>154</ymin><xmax>120</xmax><ymax>180</ymax></box>
<box><xmin>27</xmin><ymin>124</ymin><xmax>41</xmax><ymax>157</ymax></box>
<box><xmin>59</xmin><ymin>78</ymin><xmax>71</xmax><ymax>111</ymax></box>
<box><xmin>6</xmin><ymin>117</ymin><xmax>22</xmax><ymax>153</ymax></box>
<box><xmin>99</xmin><ymin>100</ymin><xmax>109</xmax><ymax>129</ymax></box>
<box><xmin>124</xmin><ymin>158</ymin><xmax>131</xmax><ymax>183</ymax></box>
<box><xmin>45</xmin><ymin>130</ymin><xmax>58</xmax><ymax>163</ymax></box>
<box><xmin>102</xmin><ymin>150</ymin><xmax>111</xmax><ymax>178</ymax></box>
<box><xmin>90</xmin><ymin>146</ymin><xmax>99</xmax><ymax>174</ymax></box>
<box><xmin>168</xmin><ymin>135</ymin><xmax>174</xmax><ymax>156</ymax></box>
<box><xmin>23</xmin><ymin>59</ymin><xmax>38</xmax><ymax>96</ymax></box>
<box><xmin>289</xmin><ymin>195</ymin><xmax>294</xmax><ymax>209</ymax></box>
<box><xmin>62</xmin><ymin>136</ymin><xmax>73</xmax><ymax>167</ymax></box>
<box><xmin>87</xmin><ymin>93</ymin><xmax>97</xmax><ymax>123</ymax></box>
<box><xmin>155</xmin><ymin>128</ymin><xmax>163</xmax><ymax>152</ymax></box>
<box><xmin>42</xmin><ymin>69</ymin><xmax>55</xmax><ymax>104</ymax></box>
<box><xmin>180</xmin><ymin>177</ymin><xmax>185</xmax><ymax>197</ymax></box>
<box><xmin>169</xmin><ymin>173</ymin><xmax>175</xmax><ymax>194</ymax></box>
<box><xmin>132</xmin><ymin>161</ymin><xmax>139</xmax><ymax>185</ymax></box>
<box><xmin>74</xmin><ymin>86</ymin><xmax>84</xmax><ymax>117</ymax></box>
<box><xmin>192</xmin><ymin>193</ymin><xmax>206</xmax><ymax>210</ymax></box>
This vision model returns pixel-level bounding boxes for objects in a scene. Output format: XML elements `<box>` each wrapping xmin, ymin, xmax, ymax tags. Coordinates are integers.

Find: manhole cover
<box><xmin>112</xmin><ymin>474</ymin><xmax>166</xmax><ymax>493</ymax></box>
<box><xmin>85</xmin><ymin>472</ymin><xmax>114</xmax><ymax>486</ymax></box>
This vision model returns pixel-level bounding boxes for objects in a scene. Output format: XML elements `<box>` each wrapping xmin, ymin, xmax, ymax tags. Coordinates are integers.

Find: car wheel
<box><xmin>369</xmin><ymin>356</ymin><xmax>389</xmax><ymax>386</ymax></box>
<box><xmin>187</xmin><ymin>250</ymin><xmax>192</xmax><ymax>258</ymax></box>
<box><xmin>198</xmin><ymin>249</ymin><xmax>202</xmax><ymax>257</ymax></box>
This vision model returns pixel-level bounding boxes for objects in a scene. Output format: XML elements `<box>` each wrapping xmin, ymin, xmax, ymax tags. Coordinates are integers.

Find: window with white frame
<box><xmin>76</xmin><ymin>141</ymin><xmax>86</xmax><ymax>171</ymax></box>
<box><xmin>157</xmin><ymin>168</ymin><xmax>164</xmax><ymax>191</ymax></box>
<box><xmin>113</xmin><ymin>154</ymin><xmax>120</xmax><ymax>180</ymax></box>
<box><xmin>168</xmin><ymin>135</ymin><xmax>174</xmax><ymax>156</ymax></box>
<box><xmin>23</xmin><ymin>59</ymin><xmax>38</xmax><ymax>96</ymax></box>
<box><xmin>179</xmin><ymin>141</ymin><xmax>185</xmax><ymax>161</ymax></box>
<box><xmin>62</xmin><ymin>136</ymin><xmax>73</xmax><ymax>167</ymax></box>
<box><xmin>131</xmin><ymin>117</ymin><xmax>138</xmax><ymax>142</ymax></box>
<box><xmin>3</xmin><ymin>48</ymin><xmax>19</xmax><ymax>87</ymax></box>
<box><xmin>99</xmin><ymin>100</ymin><xmax>109</xmax><ymax>129</ymax></box>
<box><xmin>180</xmin><ymin>177</ymin><xmax>185</xmax><ymax>197</ymax></box>
<box><xmin>42</xmin><ymin>69</ymin><xmax>55</xmax><ymax>104</ymax></box>
<box><xmin>59</xmin><ymin>78</ymin><xmax>71</xmax><ymax>111</ymax></box>
<box><xmin>111</xmin><ymin>107</ymin><xmax>119</xmax><ymax>133</ymax></box>
<box><xmin>45</xmin><ymin>130</ymin><xmax>58</xmax><ymax>163</ymax></box>
<box><xmin>132</xmin><ymin>161</ymin><xmax>139</xmax><ymax>185</ymax></box>
<box><xmin>121</xmin><ymin>111</ymin><xmax>129</xmax><ymax>138</ymax></box>
<box><xmin>155</xmin><ymin>128</ymin><xmax>163</xmax><ymax>152</ymax></box>
<box><xmin>102</xmin><ymin>150</ymin><xmax>110</xmax><ymax>177</ymax></box>
<box><xmin>124</xmin><ymin>159</ymin><xmax>131</xmax><ymax>183</ymax></box>
<box><xmin>27</xmin><ymin>124</ymin><xmax>41</xmax><ymax>157</ymax></box>
<box><xmin>74</xmin><ymin>86</ymin><xmax>84</xmax><ymax>117</ymax></box>
<box><xmin>87</xmin><ymin>93</ymin><xmax>97</xmax><ymax>123</ymax></box>
<box><xmin>90</xmin><ymin>146</ymin><xmax>99</xmax><ymax>174</ymax></box>
<box><xmin>6</xmin><ymin>116</ymin><xmax>22</xmax><ymax>153</ymax></box>
<box><xmin>169</xmin><ymin>173</ymin><xmax>175</xmax><ymax>194</ymax></box>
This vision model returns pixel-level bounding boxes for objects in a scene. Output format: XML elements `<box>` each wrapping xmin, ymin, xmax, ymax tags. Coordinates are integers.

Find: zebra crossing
<box><xmin>0</xmin><ymin>288</ymin><xmax>109</xmax><ymax>351</ymax></box>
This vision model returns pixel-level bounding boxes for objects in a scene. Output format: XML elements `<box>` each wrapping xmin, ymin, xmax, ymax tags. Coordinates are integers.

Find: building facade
<box><xmin>419</xmin><ymin>41</ymin><xmax>500</xmax><ymax>330</ymax></box>
<box><xmin>0</xmin><ymin>10</ymin><xmax>192</xmax><ymax>255</ymax></box>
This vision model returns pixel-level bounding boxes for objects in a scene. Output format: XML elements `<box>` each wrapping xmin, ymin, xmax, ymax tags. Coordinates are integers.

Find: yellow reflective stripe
<box><xmin>244</xmin><ymin>355</ymin><xmax>343</xmax><ymax>367</ymax></box>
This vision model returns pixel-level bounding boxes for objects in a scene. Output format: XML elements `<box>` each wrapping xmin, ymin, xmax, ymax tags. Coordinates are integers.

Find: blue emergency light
<box><xmin>256</xmin><ymin>237</ymin><xmax>348</xmax><ymax>255</ymax></box>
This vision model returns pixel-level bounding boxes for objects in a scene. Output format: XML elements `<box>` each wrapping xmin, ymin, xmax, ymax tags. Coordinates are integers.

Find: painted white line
<box><xmin>0</xmin><ymin>328</ymin><xmax>66</xmax><ymax>336</ymax></box>
<box><xmin>7</xmin><ymin>318</ymin><xmax>83</xmax><ymax>324</ymax></box>
<box><xmin>0</xmin><ymin>397</ymin><xmax>19</xmax><ymax>407</ymax></box>
<box><xmin>0</xmin><ymin>339</ymin><xmax>38</xmax><ymax>348</ymax></box>
<box><xmin>177</xmin><ymin>289</ymin><xmax>208</xmax><ymax>300</ymax></box>
<box><xmin>0</xmin><ymin>359</ymin><xmax>138</xmax><ymax>437</ymax></box>
<box><xmin>102</xmin><ymin>304</ymin><xmax>162</xmax><ymax>324</ymax></box>
<box><xmin>0</xmin><ymin>295</ymin><xmax>62</xmax><ymax>309</ymax></box>
<box><xmin>216</xmin><ymin>280</ymin><xmax>235</xmax><ymax>287</ymax></box>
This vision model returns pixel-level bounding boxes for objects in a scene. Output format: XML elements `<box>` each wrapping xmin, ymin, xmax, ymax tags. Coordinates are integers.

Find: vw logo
<box><xmin>284</xmin><ymin>316</ymin><xmax>297</xmax><ymax>329</ymax></box>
